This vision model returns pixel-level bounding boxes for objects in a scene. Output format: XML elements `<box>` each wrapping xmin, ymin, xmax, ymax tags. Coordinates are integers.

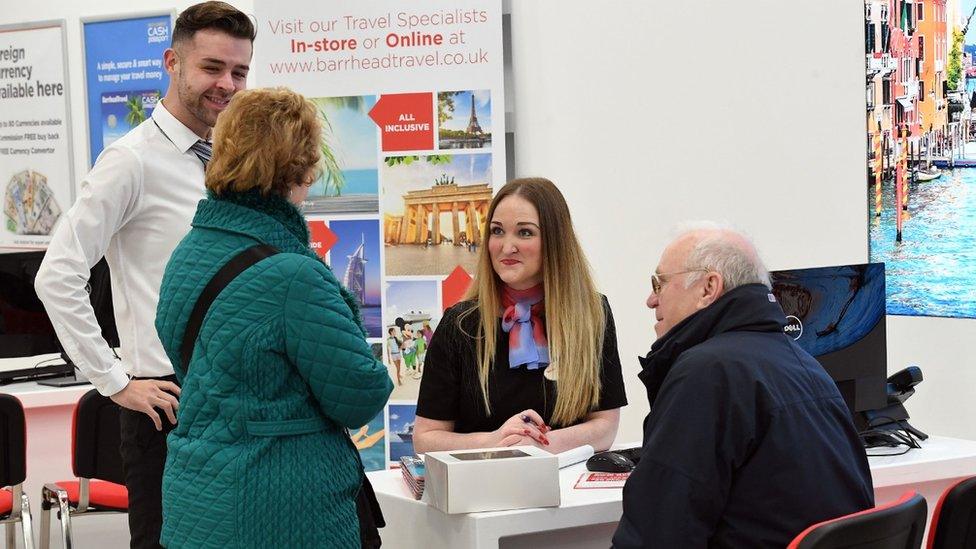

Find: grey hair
<box><xmin>673</xmin><ymin>221</ymin><xmax>771</xmax><ymax>291</ymax></box>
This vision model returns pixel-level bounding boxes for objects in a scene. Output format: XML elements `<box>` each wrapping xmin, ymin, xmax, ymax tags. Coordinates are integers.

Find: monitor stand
<box><xmin>860</xmin><ymin>402</ymin><xmax>929</xmax><ymax>441</ymax></box>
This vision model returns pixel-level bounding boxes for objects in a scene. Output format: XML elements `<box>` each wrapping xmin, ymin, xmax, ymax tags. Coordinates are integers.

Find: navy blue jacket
<box><xmin>612</xmin><ymin>284</ymin><xmax>874</xmax><ymax>548</ymax></box>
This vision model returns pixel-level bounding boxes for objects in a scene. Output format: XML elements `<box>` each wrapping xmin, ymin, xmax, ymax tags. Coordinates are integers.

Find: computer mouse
<box><xmin>614</xmin><ymin>447</ymin><xmax>643</xmax><ymax>465</ymax></box>
<box><xmin>586</xmin><ymin>451</ymin><xmax>635</xmax><ymax>473</ymax></box>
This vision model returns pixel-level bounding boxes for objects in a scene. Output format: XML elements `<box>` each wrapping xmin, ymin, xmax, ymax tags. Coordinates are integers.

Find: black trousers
<box><xmin>118</xmin><ymin>376</ymin><xmax>178</xmax><ymax>549</ymax></box>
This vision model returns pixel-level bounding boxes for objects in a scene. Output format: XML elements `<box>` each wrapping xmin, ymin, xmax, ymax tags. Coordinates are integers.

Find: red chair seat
<box><xmin>927</xmin><ymin>475</ymin><xmax>976</xmax><ymax>549</ymax></box>
<box><xmin>0</xmin><ymin>487</ymin><xmax>11</xmax><ymax>516</ymax></box>
<box><xmin>54</xmin><ymin>480</ymin><xmax>128</xmax><ymax>511</ymax></box>
<box><xmin>787</xmin><ymin>491</ymin><xmax>926</xmax><ymax>549</ymax></box>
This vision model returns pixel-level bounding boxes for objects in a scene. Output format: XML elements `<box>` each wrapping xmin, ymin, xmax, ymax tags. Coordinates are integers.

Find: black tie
<box><xmin>189</xmin><ymin>140</ymin><xmax>212</xmax><ymax>167</ymax></box>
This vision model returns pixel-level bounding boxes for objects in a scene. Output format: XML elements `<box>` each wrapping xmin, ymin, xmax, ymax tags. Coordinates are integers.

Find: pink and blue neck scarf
<box><xmin>501</xmin><ymin>284</ymin><xmax>550</xmax><ymax>370</ymax></box>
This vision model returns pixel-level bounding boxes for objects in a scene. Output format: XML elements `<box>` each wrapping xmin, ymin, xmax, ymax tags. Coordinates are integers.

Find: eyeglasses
<box><xmin>651</xmin><ymin>268</ymin><xmax>711</xmax><ymax>295</ymax></box>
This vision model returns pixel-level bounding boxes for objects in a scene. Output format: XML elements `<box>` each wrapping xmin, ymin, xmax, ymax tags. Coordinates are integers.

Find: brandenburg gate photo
<box><xmin>385</xmin><ymin>180</ymin><xmax>492</xmax><ymax>246</ymax></box>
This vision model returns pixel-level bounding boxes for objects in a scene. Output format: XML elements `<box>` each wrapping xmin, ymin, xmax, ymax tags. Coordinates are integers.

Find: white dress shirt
<box><xmin>35</xmin><ymin>101</ymin><xmax>207</xmax><ymax>396</ymax></box>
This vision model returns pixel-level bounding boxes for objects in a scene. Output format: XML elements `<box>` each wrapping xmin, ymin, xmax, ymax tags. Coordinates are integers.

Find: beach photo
<box><xmin>438</xmin><ymin>90</ymin><xmax>491</xmax><ymax>150</ymax></box>
<box><xmin>101</xmin><ymin>90</ymin><xmax>161</xmax><ymax>150</ymax></box>
<box><xmin>351</xmin><ymin>408</ymin><xmax>386</xmax><ymax>472</ymax></box>
<box><xmin>327</xmin><ymin>219</ymin><xmax>382</xmax><ymax>337</ymax></box>
<box><xmin>382</xmin><ymin>153</ymin><xmax>492</xmax><ymax>276</ymax></box>
<box><xmin>307</xmin><ymin>95</ymin><xmax>379</xmax><ymax>214</ymax></box>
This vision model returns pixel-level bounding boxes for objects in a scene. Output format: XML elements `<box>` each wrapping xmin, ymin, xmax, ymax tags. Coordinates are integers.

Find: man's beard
<box><xmin>178</xmin><ymin>77</ymin><xmax>221</xmax><ymax>129</ymax></box>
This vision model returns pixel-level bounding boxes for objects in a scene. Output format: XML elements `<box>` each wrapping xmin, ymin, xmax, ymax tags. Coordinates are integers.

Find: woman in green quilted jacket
<box><xmin>154</xmin><ymin>87</ymin><xmax>393</xmax><ymax>548</ymax></box>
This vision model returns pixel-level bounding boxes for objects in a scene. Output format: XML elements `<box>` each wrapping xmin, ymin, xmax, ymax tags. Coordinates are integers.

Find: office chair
<box><xmin>927</xmin><ymin>476</ymin><xmax>976</xmax><ymax>549</ymax></box>
<box><xmin>0</xmin><ymin>394</ymin><xmax>34</xmax><ymax>549</ymax></box>
<box><xmin>39</xmin><ymin>389</ymin><xmax>128</xmax><ymax>549</ymax></box>
<box><xmin>787</xmin><ymin>491</ymin><xmax>927</xmax><ymax>549</ymax></box>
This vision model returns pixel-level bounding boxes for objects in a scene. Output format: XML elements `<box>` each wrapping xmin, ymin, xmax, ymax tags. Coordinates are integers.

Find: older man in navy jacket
<box><xmin>612</xmin><ymin>224</ymin><xmax>874</xmax><ymax>548</ymax></box>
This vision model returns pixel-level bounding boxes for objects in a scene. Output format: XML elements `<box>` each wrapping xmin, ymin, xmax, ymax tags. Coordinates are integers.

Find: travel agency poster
<box><xmin>253</xmin><ymin>0</ymin><xmax>505</xmax><ymax>469</ymax></box>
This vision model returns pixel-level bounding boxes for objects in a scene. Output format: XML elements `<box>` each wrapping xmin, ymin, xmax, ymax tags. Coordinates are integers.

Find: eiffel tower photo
<box><xmin>465</xmin><ymin>94</ymin><xmax>483</xmax><ymax>135</ymax></box>
<box><xmin>438</xmin><ymin>90</ymin><xmax>492</xmax><ymax>150</ymax></box>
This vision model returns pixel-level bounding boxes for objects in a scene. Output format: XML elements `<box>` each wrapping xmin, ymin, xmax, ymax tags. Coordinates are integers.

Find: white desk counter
<box><xmin>369</xmin><ymin>457</ymin><xmax>623</xmax><ymax>549</ymax></box>
<box><xmin>868</xmin><ymin>435</ymin><xmax>976</xmax><ymax>541</ymax></box>
<box><xmin>368</xmin><ymin>436</ymin><xmax>976</xmax><ymax>549</ymax></box>
<box><xmin>869</xmin><ymin>435</ymin><xmax>976</xmax><ymax>486</ymax></box>
<box><xmin>2</xmin><ymin>381</ymin><xmax>92</xmax><ymax>408</ymax></box>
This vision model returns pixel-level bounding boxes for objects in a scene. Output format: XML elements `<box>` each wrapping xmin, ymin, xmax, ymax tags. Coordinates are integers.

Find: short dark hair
<box><xmin>172</xmin><ymin>1</ymin><xmax>256</xmax><ymax>47</ymax></box>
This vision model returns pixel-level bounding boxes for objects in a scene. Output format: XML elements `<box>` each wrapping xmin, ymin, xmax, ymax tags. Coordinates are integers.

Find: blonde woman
<box><xmin>413</xmin><ymin>178</ymin><xmax>626</xmax><ymax>454</ymax></box>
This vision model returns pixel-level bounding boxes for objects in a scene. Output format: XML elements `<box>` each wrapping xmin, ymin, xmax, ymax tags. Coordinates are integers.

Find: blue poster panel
<box><xmin>83</xmin><ymin>14</ymin><xmax>171</xmax><ymax>165</ymax></box>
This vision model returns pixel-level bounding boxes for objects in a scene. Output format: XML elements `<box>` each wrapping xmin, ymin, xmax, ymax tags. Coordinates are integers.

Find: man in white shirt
<box><xmin>35</xmin><ymin>3</ymin><xmax>254</xmax><ymax>547</ymax></box>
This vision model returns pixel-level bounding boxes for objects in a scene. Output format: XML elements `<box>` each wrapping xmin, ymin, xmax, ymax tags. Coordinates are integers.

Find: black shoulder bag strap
<box><xmin>180</xmin><ymin>244</ymin><xmax>279</xmax><ymax>370</ymax></box>
<box><xmin>178</xmin><ymin>242</ymin><xmax>385</xmax><ymax>548</ymax></box>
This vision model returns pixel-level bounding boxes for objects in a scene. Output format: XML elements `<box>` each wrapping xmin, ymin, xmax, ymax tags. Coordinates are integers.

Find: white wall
<box><xmin>3</xmin><ymin>0</ymin><xmax>974</xmax><ymax>445</ymax></box>
<box><xmin>507</xmin><ymin>0</ymin><xmax>976</xmax><ymax>442</ymax></box>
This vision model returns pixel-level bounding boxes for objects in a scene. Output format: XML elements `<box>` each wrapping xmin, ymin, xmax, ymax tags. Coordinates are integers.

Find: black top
<box><xmin>417</xmin><ymin>296</ymin><xmax>627</xmax><ymax>432</ymax></box>
<box><xmin>612</xmin><ymin>284</ymin><xmax>874</xmax><ymax>549</ymax></box>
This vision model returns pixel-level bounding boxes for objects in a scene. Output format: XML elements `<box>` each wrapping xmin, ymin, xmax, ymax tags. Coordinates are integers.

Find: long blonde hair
<box><xmin>461</xmin><ymin>177</ymin><xmax>605</xmax><ymax>426</ymax></box>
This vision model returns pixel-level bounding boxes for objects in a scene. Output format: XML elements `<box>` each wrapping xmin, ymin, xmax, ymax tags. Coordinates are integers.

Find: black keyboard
<box><xmin>0</xmin><ymin>363</ymin><xmax>74</xmax><ymax>385</ymax></box>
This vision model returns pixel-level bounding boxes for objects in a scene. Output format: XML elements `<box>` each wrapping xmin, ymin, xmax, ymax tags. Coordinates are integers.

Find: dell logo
<box><xmin>783</xmin><ymin>315</ymin><xmax>803</xmax><ymax>340</ymax></box>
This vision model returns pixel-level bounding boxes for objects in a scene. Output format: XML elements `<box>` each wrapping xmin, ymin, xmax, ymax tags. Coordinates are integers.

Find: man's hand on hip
<box><xmin>110</xmin><ymin>380</ymin><xmax>181</xmax><ymax>431</ymax></box>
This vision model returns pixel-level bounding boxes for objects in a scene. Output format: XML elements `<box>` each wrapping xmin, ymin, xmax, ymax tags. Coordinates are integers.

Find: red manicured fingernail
<box><xmin>523</xmin><ymin>429</ymin><xmax>530</xmax><ymax>435</ymax></box>
<box><xmin>543</xmin><ymin>439</ymin><xmax>550</xmax><ymax>446</ymax></box>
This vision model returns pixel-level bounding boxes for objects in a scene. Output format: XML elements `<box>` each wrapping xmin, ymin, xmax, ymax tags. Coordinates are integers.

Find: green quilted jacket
<box><xmin>154</xmin><ymin>191</ymin><xmax>393</xmax><ymax>548</ymax></box>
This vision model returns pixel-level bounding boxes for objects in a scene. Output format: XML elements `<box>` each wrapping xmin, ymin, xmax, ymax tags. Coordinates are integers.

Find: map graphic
<box><xmin>4</xmin><ymin>170</ymin><xmax>62</xmax><ymax>235</ymax></box>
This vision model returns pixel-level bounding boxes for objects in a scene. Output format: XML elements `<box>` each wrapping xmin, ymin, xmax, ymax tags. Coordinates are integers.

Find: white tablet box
<box><xmin>423</xmin><ymin>445</ymin><xmax>560</xmax><ymax>514</ymax></box>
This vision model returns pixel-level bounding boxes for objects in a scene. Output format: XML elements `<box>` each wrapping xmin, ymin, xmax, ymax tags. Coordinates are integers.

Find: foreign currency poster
<box><xmin>82</xmin><ymin>12</ymin><xmax>173</xmax><ymax>166</ymax></box>
<box><xmin>254</xmin><ymin>0</ymin><xmax>505</xmax><ymax>467</ymax></box>
<box><xmin>0</xmin><ymin>21</ymin><xmax>74</xmax><ymax>248</ymax></box>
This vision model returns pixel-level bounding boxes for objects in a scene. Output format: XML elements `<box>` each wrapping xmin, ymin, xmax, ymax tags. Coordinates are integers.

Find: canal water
<box><xmin>869</xmin><ymin>167</ymin><xmax>976</xmax><ymax>317</ymax></box>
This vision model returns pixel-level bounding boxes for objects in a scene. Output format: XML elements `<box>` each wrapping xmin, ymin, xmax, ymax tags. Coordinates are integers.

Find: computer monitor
<box><xmin>769</xmin><ymin>263</ymin><xmax>888</xmax><ymax>417</ymax></box>
<box><xmin>0</xmin><ymin>251</ymin><xmax>119</xmax><ymax>360</ymax></box>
